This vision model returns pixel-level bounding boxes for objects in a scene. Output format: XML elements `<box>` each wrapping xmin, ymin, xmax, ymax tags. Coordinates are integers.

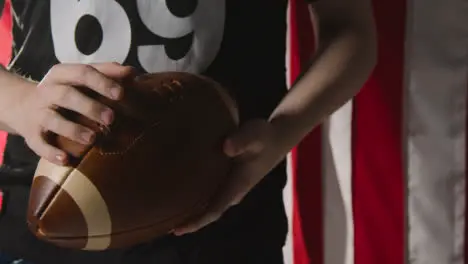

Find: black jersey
<box><xmin>5</xmin><ymin>0</ymin><xmax>292</xmax><ymax>176</ymax></box>
<box><xmin>0</xmin><ymin>1</ymin><xmax>312</xmax><ymax>263</ymax></box>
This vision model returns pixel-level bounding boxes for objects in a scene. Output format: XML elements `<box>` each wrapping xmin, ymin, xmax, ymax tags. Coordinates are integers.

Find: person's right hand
<box><xmin>11</xmin><ymin>62</ymin><xmax>135</xmax><ymax>166</ymax></box>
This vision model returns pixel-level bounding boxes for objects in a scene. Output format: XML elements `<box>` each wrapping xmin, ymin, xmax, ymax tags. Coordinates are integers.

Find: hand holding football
<box><xmin>27</xmin><ymin>72</ymin><xmax>239</xmax><ymax>251</ymax></box>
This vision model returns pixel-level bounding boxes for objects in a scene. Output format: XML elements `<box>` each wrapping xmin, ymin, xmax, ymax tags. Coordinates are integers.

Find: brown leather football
<box><xmin>27</xmin><ymin>72</ymin><xmax>239</xmax><ymax>251</ymax></box>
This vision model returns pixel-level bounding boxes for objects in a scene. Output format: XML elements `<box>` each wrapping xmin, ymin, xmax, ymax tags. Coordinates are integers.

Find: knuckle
<box><xmin>48</xmin><ymin>64</ymin><xmax>62</xmax><ymax>75</ymax></box>
<box><xmin>42</xmin><ymin>109</ymin><xmax>59</xmax><ymax>129</ymax></box>
<box><xmin>82</xmin><ymin>99</ymin><xmax>101</xmax><ymax>120</ymax></box>
<box><xmin>82</xmin><ymin>66</ymin><xmax>114</xmax><ymax>94</ymax></box>
<box><xmin>38</xmin><ymin>81</ymin><xmax>57</xmax><ymax>99</ymax></box>
<box><xmin>69</xmin><ymin>124</ymin><xmax>86</xmax><ymax>141</ymax></box>
<box><xmin>78</xmin><ymin>64</ymin><xmax>95</xmax><ymax>76</ymax></box>
<box><xmin>55</xmin><ymin>85</ymin><xmax>72</xmax><ymax>103</ymax></box>
<box><xmin>60</xmin><ymin>120</ymin><xmax>79</xmax><ymax>138</ymax></box>
<box><xmin>94</xmin><ymin>77</ymin><xmax>108</xmax><ymax>92</ymax></box>
<box><xmin>74</xmin><ymin>65</ymin><xmax>94</xmax><ymax>84</ymax></box>
<box><xmin>66</xmin><ymin>92</ymin><xmax>103</xmax><ymax>122</ymax></box>
<box><xmin>98</xmin><ymin>77</ymin><xmax>115</xmax><ymax>94</ymax></box>
<box><xmin>37</xmin><ymin>82</ymin><xmax>49</xmax><ymax>93</ymax></box>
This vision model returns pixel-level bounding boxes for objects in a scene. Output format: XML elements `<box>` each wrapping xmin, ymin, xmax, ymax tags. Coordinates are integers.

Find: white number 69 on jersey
<box><xmin>50</xmin><ymin>0</ymin><xmax>225</xmax><ymax>74</ymax></box>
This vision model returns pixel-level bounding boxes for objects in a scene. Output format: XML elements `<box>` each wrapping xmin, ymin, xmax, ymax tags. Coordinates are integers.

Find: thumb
<box><xmin>223</xmin><ymin>120</ymin><xmax>269</xmax><ymax>157</ymax></box>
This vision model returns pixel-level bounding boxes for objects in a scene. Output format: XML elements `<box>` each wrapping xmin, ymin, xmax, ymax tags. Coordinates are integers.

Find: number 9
<box><xmin>136</xmin><ymin>0</ymin><xmax>226</xmax><ymax>73</ymax></box>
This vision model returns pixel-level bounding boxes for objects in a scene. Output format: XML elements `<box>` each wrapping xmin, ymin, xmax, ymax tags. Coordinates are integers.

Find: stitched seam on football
<box><xmin>43</xmin><ymin>106</ymin><xmax>229</xmax><ymax>239</ymax></box>
<box><xmin>37</xmin><ymin>73</ymin><xmax>237</xmax><ymax>240</ymax></box>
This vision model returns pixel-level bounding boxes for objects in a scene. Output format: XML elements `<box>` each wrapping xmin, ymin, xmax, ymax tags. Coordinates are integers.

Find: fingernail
<box><xmin>81</xmin><ymin>131</ymin><xmax>95</xmax><ymax>144</ymax></box>
<box><xmin>110</xmin><ymin>86</ymin><xmax>122</xmax><ymax>100</ymax></box>
<box><xmin>101</xmin><ymin>108</ymin><xmax>114</xmax><ymax>125</ymax></box>
<box><xmin>99</xmin><ymin>124</ymin><xmax>111</xmax><ymax>135</ymax></box>
<box><xmin>55</xmin><ymin>153</ymin><xmax>66</xmax><ymax>163</ymax></box>
<box><xmin>225</xmin><ymin>141</ymin><xmax>239</xmax><ymax>156</ymax></box>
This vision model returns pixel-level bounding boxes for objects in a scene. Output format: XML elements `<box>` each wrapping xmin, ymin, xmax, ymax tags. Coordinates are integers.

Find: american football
<box><xmin>26</xmin><ymin>72</ymin><xmax>239</xmax><ymax>251</ymax></box>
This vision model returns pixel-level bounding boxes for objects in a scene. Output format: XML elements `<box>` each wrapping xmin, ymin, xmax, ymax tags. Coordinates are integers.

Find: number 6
<box><xmin>51</xmin><ymin>0</ymin><xmax>132</xmax><ymax>64</ymax></box>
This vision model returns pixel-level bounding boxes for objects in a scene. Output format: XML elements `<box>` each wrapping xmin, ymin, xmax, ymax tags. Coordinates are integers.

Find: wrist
<box><xmin>269</xmin><ymin>115</ymin><xmax>307</xmax><ymax>153</ymax></box>
<box><xmin>0</xmin><ymin>73</ymin><xmax>37</xmax><ymax>135</ymax></box>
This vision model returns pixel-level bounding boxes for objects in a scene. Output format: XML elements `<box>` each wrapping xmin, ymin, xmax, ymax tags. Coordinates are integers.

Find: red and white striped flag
<box><xmin>283</xmin><ymin>0</ymin><xmax>468</xmax><ymax>264</ymax></box>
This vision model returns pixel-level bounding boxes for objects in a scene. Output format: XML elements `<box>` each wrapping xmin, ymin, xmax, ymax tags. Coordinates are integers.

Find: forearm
<box><xmin>269</xmin><ymin>11</ymin><xmax>376</xmax><ymax>151</ymax></box>
<box><xmin>0</xmin><ymin>67</ymin><xmax>35</xmax><ymax>134</ymax></box>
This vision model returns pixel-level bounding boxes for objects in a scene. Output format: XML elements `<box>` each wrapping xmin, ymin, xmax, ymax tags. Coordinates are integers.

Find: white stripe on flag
<box><xmin>323</xmin><ymin>102</ymin><xmax>354</xmax><ymax>264</ymax></box>
<box><xmin>284</xmin><ymin>152</ymin><xmax>295</xmax><ymax>264</ymax></box>
<box><xmin>283</xmin><ymin>2</ymin><xmax>296</xmax><ymax>263</ymax></box>
<box><xmin>405</xmin><ymin>0</ymin><xmax>468</xmax><ymax>263</ymax></box>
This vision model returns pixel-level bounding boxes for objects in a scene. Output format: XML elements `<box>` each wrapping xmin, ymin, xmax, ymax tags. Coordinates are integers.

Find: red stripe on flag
<box><xmin>0</xmin><ymin>133</ymin><xmax>5</xmax><ymax>165</ymax></box>
<box><xmin>0</xmin><ymin>0</ymin><xmax>12</xmax><ymax>66</ymax></box>
<box><xmin>0</xmin><ymin>0</ymin><xmax>12</xmax><ymax>164</ymax></box>
<box><xmin>352</xmin><ymin>0</ymin><xmax>406</xmax><ymax>263</ymax></box>
<box><xmin>288</xmin><ymin>1</ymin><xmax>321</xmax><ymax>263</ymax></box>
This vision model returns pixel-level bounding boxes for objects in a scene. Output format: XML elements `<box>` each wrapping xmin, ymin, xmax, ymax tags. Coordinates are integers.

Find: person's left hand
<box><xmin>173</xmin><ymin>119</ymin><xmax>288</xmax><ymax>236</ymax></box>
